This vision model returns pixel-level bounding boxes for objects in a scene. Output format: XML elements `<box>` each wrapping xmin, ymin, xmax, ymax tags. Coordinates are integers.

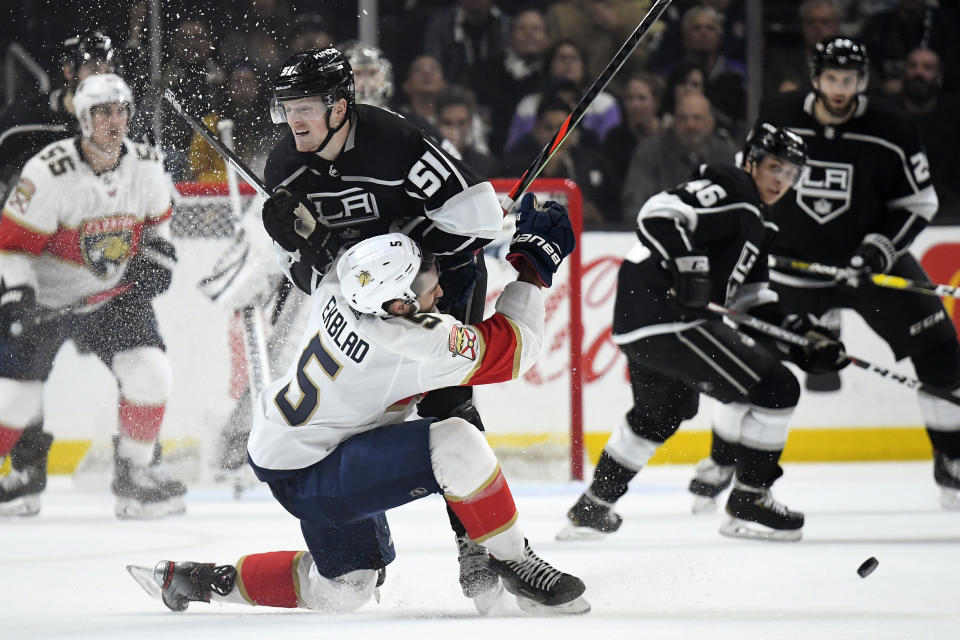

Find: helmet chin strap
<box><xmin>315</xmin><ymin>107</ymin><xmax>350</xmax><ymax>155</ymax></box>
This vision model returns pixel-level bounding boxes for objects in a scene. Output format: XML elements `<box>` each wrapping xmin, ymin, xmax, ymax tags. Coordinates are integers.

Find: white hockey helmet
<box><xmin>337</xmin><ymin>233</ymin><xmax>437</xmax><ymax>317</ymax></box>
<box><xmin>73</xmin><ymin>73</ymin><xmax>135</xmax><ymax>137</ymax></box>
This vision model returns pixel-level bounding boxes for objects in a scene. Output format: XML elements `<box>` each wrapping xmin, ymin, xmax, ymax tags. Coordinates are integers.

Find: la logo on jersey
<box><xmin>308</xmin><ymin>188</ymin><xmax>379</xmax><ymax>227</ymax></box>
<box><xmin>795</xmin><ymin>159</ymin><xmax>854</xmax><ymax>224</ymax></box>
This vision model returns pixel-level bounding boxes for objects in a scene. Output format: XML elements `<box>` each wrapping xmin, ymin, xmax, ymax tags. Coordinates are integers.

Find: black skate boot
<box><xmin>720</xmin><ymin>483</ymin><xmax>804</xmax><ymax>542</ymax></box>
<box><xmin>556</xmin><ymin>491</ymin><xmax>622</xmax><ymax>541</ymax></box>
<box><xmin>153</xmin><ymin>561</ymin><xmax>236</xmax><ymax>611</ymax></box>
<box><xmin>933</xmin><ymin>451</ymin><xmax>960</xmax><ymax>510</ymax></box>
<box><xmin>112</xmin><ymin>440</ymin><xmax>187</xmax><ymax>519</ymax></box>
<box><xmin>688</xmin><ymin>457</ymin><xmax>735</xmax><ymax>514</ymax></box>
<box><xmin>0</xmin><ymin>427</ymin><xmax>53</xmax><ymax>517</ymax></box>
<box><xmin>489</xmin><ymin>539</ymin><xmax>590</xmax><ymax>615</ymax></box>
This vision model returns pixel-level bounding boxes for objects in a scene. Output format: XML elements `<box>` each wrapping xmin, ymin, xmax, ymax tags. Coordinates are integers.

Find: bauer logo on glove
<box><xmin>506</xmin><ymin>193</ymin><xmax>575</xmax><ymax>287</ymax></box>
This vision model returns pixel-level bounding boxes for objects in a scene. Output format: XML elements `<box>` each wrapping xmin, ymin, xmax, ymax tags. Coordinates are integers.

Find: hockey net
<box><xmin>68</xmin><ymin>179</ymin><xmax>585</xmax><ymax>487</ymax></box>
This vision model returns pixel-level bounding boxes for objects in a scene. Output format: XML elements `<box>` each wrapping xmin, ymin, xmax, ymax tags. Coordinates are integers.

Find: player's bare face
<box><xmin>751</xmin><ymin>155</ymin><xmax>802</xmax><ymax>205</ymax></box>
<box><xmin>413</xmin><ymin>262</ymin><xmax>442</xmax><ymax>313</ymax></box>
<box><xmin>88</xmin><ymin>103</ymin><xmax>128</xmax><ymax>155</ymax></box>
<box><xmin>814</xmin><ymin>69</ymin><xmax>859</xmax><ymax>118</ymax></box>
<box><xmin>282</xmin><ymin>97</ymin><xmax>331</xmax><ymax>152</ymax></box>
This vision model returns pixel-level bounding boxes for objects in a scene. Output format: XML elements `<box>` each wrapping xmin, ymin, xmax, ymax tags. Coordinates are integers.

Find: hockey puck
<box><xmin>857</xmin><ymin>556</ymin><xmax>879</xmax><ymax>578</ymax></box>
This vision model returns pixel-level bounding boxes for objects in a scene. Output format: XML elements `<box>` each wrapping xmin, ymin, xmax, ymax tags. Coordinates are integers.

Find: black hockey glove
<box><xmin>0</xmin><ymin>282</ymin><xmax>39</xmax><ymax>339</ymax></box>
<box><xmin>782</xmin><ymin>313</ymin><xmax>850</xmax><ymax>374</ymax></box>
<box><xmin>839</xmin><ymin>234</ymin><xmax>895</xmax><ymax>288</ymax></box>
<box><xmin>438</xmin><ymin>252</ymin><xmax>482</xmax><ymax>312</ymax></box>
<box><xmin>123</xmin><ymin>237</ymin><xmax>177</xmax><ymax>299</ymax></box>
<box><xmin>262</xmin><ymin>188</ymin><xmax>343</xmax><ymax>270</ymax></box>
<box><xmin>669</xmin><ymin>255</ymin><xmax>712</xmax><ymax>309</ymax></box>
<box><xmin>506</xmin><ymin>193</ymin><xmax>575</xmax><ymax>287</ymax></box>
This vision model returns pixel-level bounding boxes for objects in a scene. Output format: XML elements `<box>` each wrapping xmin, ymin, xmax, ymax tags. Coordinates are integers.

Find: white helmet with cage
<box><xmin>73</xmin><ymin>73</ymin><xmax>134</xmax><ymax>137</ymax></box>
<box><xmin>337</xmin><ymin>233</ymin><xmax>436</xmax><ymax>317</ymax></box>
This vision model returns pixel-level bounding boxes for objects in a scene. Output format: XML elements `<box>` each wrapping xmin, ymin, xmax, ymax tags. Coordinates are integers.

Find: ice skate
<box><xmin>688</xmin><ymin>457</ymin><xmax>735</xmax><ymax>514</ymax></box>
<box><xmin>455</xmin><ymin>535</ymin><xmax>506</xmax><ymax>614</ymax></box>
<box><xmin>489</xmin><ymin>539</ymin><xmax>590</xmax><ymax>615</ymax></box>
<box><xmin>0</xmin><ymin>429</ymin><xmax>53</xmax><ymax>517</ymax></box>
<box><xmin>112</xmin><ymin>454</ymin><xmax>187</xmax><ymax>520</ymax></box>
<box><xmin>933</xmin><ymin>451</ymin><xmax>960</xmax><ymax>510</ymax></box>
<box><xmin>556</xmin><ymin>491</ymin><xmax>622</xmax><ymax>541</ymax></box>
<box><xmin>130</xmin><ymin>561</ymin><xmax>236</xmax><ymax>611</ymax></box>
<box><xmin>720</xmin><ymin>483</ymin><xmax>803</xmax><ymax>542</ymax></box>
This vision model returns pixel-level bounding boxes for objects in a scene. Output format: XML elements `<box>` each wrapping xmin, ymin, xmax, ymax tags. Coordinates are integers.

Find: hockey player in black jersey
<box><xmin>255</xmin><ymin>47</ymin><xmax>505</xmax><ymax>604</ymax></box>
<box><xmin>0</xmin><ymin>32</ymin><xmax>116</xmax><ymax>201</ymax></box>
<box><xmin>558</xmin><ymin>123</ymin><xmax>847</xmax><ymax>542</ymax></box>
<box><xmin>689</xmin><ymin>37</ymin><xmax>960</xmax><ymax>511</ymax></box>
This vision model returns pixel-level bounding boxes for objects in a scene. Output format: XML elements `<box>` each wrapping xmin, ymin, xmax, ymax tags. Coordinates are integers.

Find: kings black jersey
<box><xmin>613</xmin><ymin>164</ymin><xmax>780</xmax><ymax>342</ymax></box>
<box><xmin>759</xmin><ymin>92</ymin><xmax>938</xmax><ymax>268</ymax></box>
<box><xmin>263</xmin><ymin>104</ymin><xmax>502</xmax><ymax>287</ymax></box>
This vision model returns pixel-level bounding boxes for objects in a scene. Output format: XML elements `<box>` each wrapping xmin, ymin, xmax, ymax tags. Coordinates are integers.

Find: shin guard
<box><xmin>234</xmin><ymin>551</ymin><xmax>305</xmax><ymax>607</ymax></box>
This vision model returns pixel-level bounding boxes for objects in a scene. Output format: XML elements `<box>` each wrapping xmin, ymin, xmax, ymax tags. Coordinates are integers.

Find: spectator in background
<box><xmin>504</xmin><ymin>39</ymin><xmax>621</xmax><ymax>153</ymax></box>
<box><xmin>602</xmin><ymin>72</ymin><xmax>664</xmax><ymax>202</ymax></box>
<box><xmin>423</xmin><ymin>0</ymin><xmax>510</xmax><ymax>87</ymax></box>
<box><xmin>288</xmin><ymin>13</ymin><xmax>338</xmax><ymax>54</ymax></box>
<box><xmin>545</xmin><ymin>0</ymin><xmax>661</xmax><ymax>96</ymax></box>
<box><xmin>765</xmin><ymin>0</ymin><xmax>841</xmax><ymax>96</ymax></box>
<box><xmin>620</xmin><ymin>92</ymin><xmax>737</xmax><ymax>221</ymax></box>
<box><xmin>672</xmin><ymin>4</ymin><xmax>746</xmax><ymax>134</ymax></box>
<box><xmin>647</xmin><ymin>0</ymin><xmax>746</xmax><ymax>77</ymax></box>
<box><xmin>896</xmin><ymin>47</ymin><xmax>960</xmax><ymax>222</ymax></box>
<box><xmin>160</xmin><ymin>19</ymin><xmax>224</xmax><ymax>154</ymax></box>
<box><xmin>469</xmin><ymin>7</ymin><xmax>549</xmax><ymax>157</ymax></box>
<box><xmin>503</xmin><ymin>94</ymin><xmax>617</xmax><ymax>228</ymax></box>
<box><xmin>436</xmin><ymin>85</ymin><xmax>500</xmax><ymax>179</ymax></box>
<box><xmin>860</xmin><ymin>0</ymin><xmax>960</xmax><ymax>96</ymax></box>
<box><xmin>395</xmin><ymin>54</ymin><xmax>450</xmax><ymax>145</ymax></box>
<box><xmin>220</xmin><ymin>0</ymin><xmax>292</xmax><ymax>69</ymax></box>
<box><xmin>188</xmin><ymin>62</ymin><xmax>278</xmax><ymax>182</ymax></box>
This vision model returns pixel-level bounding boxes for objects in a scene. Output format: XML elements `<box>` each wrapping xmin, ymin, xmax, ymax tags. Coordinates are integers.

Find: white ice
<box><xmin>2</xmin><ymin>462</ymin><xmax>958</xmax><ymax>640</ymax></box>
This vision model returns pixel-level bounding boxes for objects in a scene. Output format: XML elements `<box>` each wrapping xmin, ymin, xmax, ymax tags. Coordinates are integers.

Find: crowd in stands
<box><xmin>2</xmin><ymin>0</ymin><xmax>959</xmax><ymax>227</ymax></box>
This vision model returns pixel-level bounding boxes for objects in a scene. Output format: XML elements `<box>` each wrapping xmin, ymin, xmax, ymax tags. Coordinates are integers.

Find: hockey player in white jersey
<box><xmin>0</xmin><ymin>73</ymin><xmax>185</xmax><ymax>519</ymax></box>
<box><xmin>134</xmin><ymin>195</ymin><xmax>589</xmax><ymax>616</ymax></box>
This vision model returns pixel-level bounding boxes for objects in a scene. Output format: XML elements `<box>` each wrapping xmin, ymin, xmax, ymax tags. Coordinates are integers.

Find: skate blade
<box><xmin>0</xmin><ymin>495</ymin><xmax>40</xmax><ymax>517</ymax></box>
<box><xmin>472</xmin><ymin>581</ymin><xmax>511</xmax><ymax>616</ymax></box>
<box><xmin>555</xmin><ymin>524</ymin><xmax>613</xmax><ymax>541</ymax></box>
<box><xmin>719</xmin><ymin>517</ymin><xmax>802</xmax><ymax>542</ymax></box>
<box><xmin>691</xmin><ymin>495</ymin><xmax>718</xmax><ymax>514</ymax></box>
<box><xmin>115</xmin><ymin>497</ymin><xmax>186</xmax><ymax>520</ymax></box>
<box><xmin>127</xmin><ymin>564</ymin><xmax>163</xmax><ymax>603</ymax></box>
<box><xmin>940</xmin><ymin>487</ymin><xmax>960</xmax><ymax>510</ymax></box>
<box><xmin>516</xmin><ymin>595</ymin><xmax>591</xmax><ymax>616</ymax></box>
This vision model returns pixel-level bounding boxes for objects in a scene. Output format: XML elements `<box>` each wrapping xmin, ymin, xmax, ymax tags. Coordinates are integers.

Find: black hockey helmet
<box><xmin>810</xmin><ymin>37</ymin><xmax>868</xmax><ymax>84</ymax></box>
<box><xmin>270</xmin><ymin>47</ymin><xmax>355</xmax><ymax>124</ymax></box>
<box><xmin>62</xmin><ymin>31</ymin><xmax>117</xmax><ymax>74</ymax></box>
<box><xmin>743</xmin><ymin>122</ymin><xmax>807</xmax><ymax>184</ymax></box>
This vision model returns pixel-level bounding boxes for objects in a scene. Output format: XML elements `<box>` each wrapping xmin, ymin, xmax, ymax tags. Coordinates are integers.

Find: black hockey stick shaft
<box><xmin>769</xmin><ymin>254</ymin><xmax>960</xmax><ymax>299</ymax></box>
<box><xmin>162</xmin><ymin>88</ymin><xmax>270</xmax><ymax>198</ymax></box>
<box><xmin>499</xmin><ymin>0</ymin><xmax>673</xmax><ymax>213</ymax></box>
<box><xmin>706</xmin><ymin>302</ymin><xmax>960</xmax><ymax>407</ymax></box>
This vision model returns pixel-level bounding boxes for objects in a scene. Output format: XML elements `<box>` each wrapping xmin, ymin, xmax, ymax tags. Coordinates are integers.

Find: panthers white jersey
<box><xmin>247</xmin><ymin>269</ymin><xmax>545</xmax><ymax>470</ymax></box>
<box><xmin>0</xmin><ymin>136</ymin><xmax>171</xmax><ymax>309</ymax></box>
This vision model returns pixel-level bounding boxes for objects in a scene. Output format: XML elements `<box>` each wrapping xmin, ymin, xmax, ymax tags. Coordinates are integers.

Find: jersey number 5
<box><xmin>274</xmin><ymin>334</ymin><xmax>342</xmax><ymax>426</ymax></box>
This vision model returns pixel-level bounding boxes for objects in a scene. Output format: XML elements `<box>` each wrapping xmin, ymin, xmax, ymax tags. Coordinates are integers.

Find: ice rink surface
<box><xmin>2</xmin><ymin>461</ymin><xmax>958</xmax><ymax>640</ymax></box>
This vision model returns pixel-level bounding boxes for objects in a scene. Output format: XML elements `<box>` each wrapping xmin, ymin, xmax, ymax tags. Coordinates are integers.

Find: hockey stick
<box><xmin>499</xmin><ymin>0</ymin><xmax>673</xmax><ymax>213</ymax></box>
<box><xmin>162</xmin><ymin>88</ymin><xmax>270</xmax><ymax>198</ymax></box>
<box><xmin>706</xmin><ymin>302</ymin><xmax>960</xmax><ymax>407</ymax></box>
<box><xmin>769</xmin><ymin>255</ymin><xmax>960</xmax><ymax>300</ymax></box>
